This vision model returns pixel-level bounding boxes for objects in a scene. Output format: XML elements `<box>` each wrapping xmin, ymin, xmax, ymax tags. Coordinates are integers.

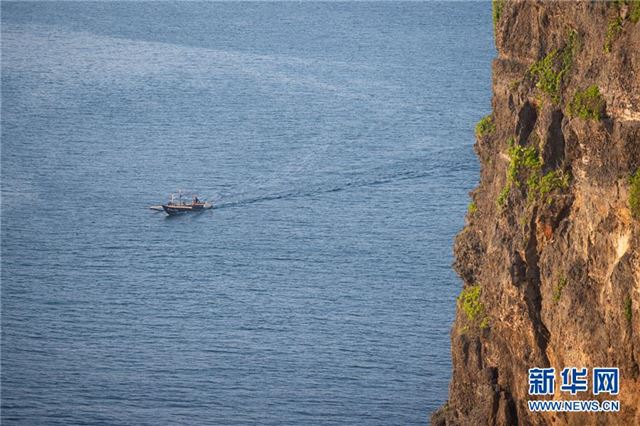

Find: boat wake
<box><xmin>213</xmin><ymin>167</ymin><xmax>433</xmax><ymax>210</ymax></box>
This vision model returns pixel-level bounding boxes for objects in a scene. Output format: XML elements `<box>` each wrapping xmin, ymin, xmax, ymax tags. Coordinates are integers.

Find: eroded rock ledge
<box><xmin>433</xmin><ymin>1</ymin><xmax>639</xmax><ymax>424</ymax></box>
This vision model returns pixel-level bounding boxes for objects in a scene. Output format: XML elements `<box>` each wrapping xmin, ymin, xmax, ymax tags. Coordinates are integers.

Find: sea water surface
<box><xmin>1</xmin><ymin>2</ymin><xmax>494</xmax><ymax>424</ymax></box>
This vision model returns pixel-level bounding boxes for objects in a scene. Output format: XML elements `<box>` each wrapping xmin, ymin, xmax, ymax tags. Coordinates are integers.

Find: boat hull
<box><xmin>162</xmin><ymin>203</ymin><xmax>212</xmax><ymax>215</ymax></box>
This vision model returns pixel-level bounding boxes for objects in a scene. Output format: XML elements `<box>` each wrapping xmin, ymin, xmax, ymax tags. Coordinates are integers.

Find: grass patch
<box><xmin>497</xmin><ymin>138</ymin><xmax>540</xmax><ymax>209</ymax></box>
<box><xmin>624</xmin><ymin>296</ymin><xmax>633</xmax><ymax>324</ymax></box>
<box><xmin>613</xmin><ymin>0</ymin><xmax>640</xmax><ymax>23</ymax></box>
<box><xmin>468</xmin><ymin>201</ymin><xmax>478</xmax><ymax>214</ymax></box>
<box><xmin>629</xmin><ymin>168</ymin><xmax>640</xmax><ymax>219</ymax></box>
<box><xmin>507</xmin><ymin>141</ymin><xmax>541</xmax><ymax>187</ymax></box>
<box><xmin>529</xmin><ymin>30</ymin><xmax>578</xmax><ymax>103</ymax></box>
<box><xmin>553</xmin><ymin>276</ymin><xmax>567</xmax><ymax>303</ymax></box>
<box><xmin>498</xmin><ymin>138</ymin><xmax>570</xmax><ymax>208</ymax></box>
<box><xmin>475</xmin><ymin>114</ymin><xmax>495</xmax><ymax>138</ymax></box>
<box><xmin>568</xmin><ymin>85</ymin><xmax>605</xmax><ymax>120</ymax></box>
<box><xmin>497</xmin><ymin>185</ymin><xmax>510</xmax><ymax>209</ymax></box>
<box><xmin>492</xmin><ymin>0</ymin><xmax>505</xmax><ymax>31</ymax></box>
<box><xmin>528</xmin><ymin>170</ymin><xmax>571</xmax><ymax>204</ymax></box>
<box><xmin>458</xmin><ymin>284</ymin><xmax>489</xmax><ymax>329</ymax></box>
<box><xmin>538</xmin><ymin>170</ymin><xmax>570</xmax><ymax>198</ymax></box>
<box><xmin>631</xmin><ymin>1</ymin><xmax>640</xmax><ymax>23</ymax></box>
<box><xmin>604</xmin><ymin>16</ymin><xmax>624</xmax><ymax>53</ymax></box>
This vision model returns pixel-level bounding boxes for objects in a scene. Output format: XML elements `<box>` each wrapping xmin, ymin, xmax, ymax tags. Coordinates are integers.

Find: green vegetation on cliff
<box><xmin>631</xmin><ymin>2</ymin><xmax>640</xmax><ymax>23</ymax></box>
<box><xmin>458</xmin><ymin>284</ymin><xmax>488</xmax><ymax>329</ymax></box>
<box><xmin>498</xmin><ymin>139</ymin><xmax>538</xmax><ymax>207</ymax></box>
<box><xmin>468</xmin><ymin>201</ymin><xmax>478</xmax><ymax>214</ymax></box>
<box><xmin>498</xmin><ymin>138</ymin><xmax>570</xmax><ymax>208</ymax></box>
<box><xmin>604</xmin><ymin>1</ymin><xmax>640</xmax><ymax>52</ymax></box>
<box><xmin>497</xmin><ymin>185</ymin><xmax>510</xmax><ymax>208</ymax></box>
<box><xmin>529</xmin><ymin>30</ymin><xmax>578</xmax><ymax>103</ymax></box>
<box><xmin>529</xmin><ymin>170</ymin><xmax>571</xmax><ymax>204</ymax></box>
<box><xmin>568</xmin><ymin>85</ymin><xmax>605</xmax><ymax>120</ymax></box>
<box><xmin>552</xmin><ymin>276</ymin><xmax>567</xmax><ymax>303</ymax></box>
<box><xmin>604</xmin><ymin>16</ymin><xmax>623</xmax><ymax>53</ymax></box>
<box><xmin>475</xmin><ymin>114</ymin><xmax>495</xmax><ymax>138</ymax></box>
<box><xmin>629</xmin><ymin>169</ymin><xmax>640</xmax><ymax>219</ymax></box>
<box><xmin>498</xmin><ymin>139</ymin><xmax>539</xmax><ymax>208</ymax></box>
<box><xmin>507</xmin><ymin>141</ymin><xmax>541</xmax><ymax>186</ymax></box>
<box><xmin>492</xmin><ymin>0</ymin><xmax>505</xmax><ymax>31</ymax></box>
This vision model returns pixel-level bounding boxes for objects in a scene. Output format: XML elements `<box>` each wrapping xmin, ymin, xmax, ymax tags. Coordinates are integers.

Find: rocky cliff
<box><xmin>433</xmin><ymin>1</ymin><xmax>640</xmax><ymax>425</ymax></box>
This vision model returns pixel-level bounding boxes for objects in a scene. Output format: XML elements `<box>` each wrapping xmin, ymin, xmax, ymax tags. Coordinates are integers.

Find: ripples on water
<box><xmin>1</xmin><ymin>2</ymin><xmax>494</xmax><ymax>424</ymax></box>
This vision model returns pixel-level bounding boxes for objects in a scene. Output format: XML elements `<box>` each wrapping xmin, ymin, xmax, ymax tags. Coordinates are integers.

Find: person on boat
<box><xmin>194</xmin><ymin>196</ymin><xmax>199</xmax><ymax>204</ymax></box>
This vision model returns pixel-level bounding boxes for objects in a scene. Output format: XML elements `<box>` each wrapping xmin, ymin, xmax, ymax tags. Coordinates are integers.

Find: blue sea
<box><xmin>1</xmin><ymin>2</ymin><xmax>494</xmax><ymax>424</ymax></box>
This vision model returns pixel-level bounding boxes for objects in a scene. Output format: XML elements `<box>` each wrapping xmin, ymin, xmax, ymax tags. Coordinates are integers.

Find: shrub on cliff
<box><xmin>507</xmin><ymin>141</ymin><xmax>540</xmax><ymax>186</ymax></box>
<box><xmin>552</xmin><ymin>276</ymin><xmax>567</xmax><ymax>303</ymax></box>
<box><xmin>631</xmin><ymin>2</ymin><xmax>640</xmax><ymax>23</ymax></box>
<box><xmin>475</xmin><ymin>114</ymin><xmax>495</xmax><ymax>138</ymax></box>
<box><xmin>497</xmin><ymin>185</ymin><xmax>510</xmax><ymax>209</ymax></box>
<box><xmin>492</xmin><ymin>0</ymin><xmax>505</xmax><ymax>31</ymax></box>
<box><xmin>498</xmin><ymin>138</ymin><xmax>570</xmax><ymax>207</ymax></box>
<box><xmin>529</xmin><ymin>52</ymin><xmax>562</xmax><ymax>102</ymax></box>
<box><xmin>468</xmin><ymin>201</ymin><xmax>478</xmax><ymax>214</ymax></box>
<box><xmin>527</xmin><ymin>170</ymin><xmax>571</xmax><ymax>204</ymax></box>
<box><xmin>529</xmin><ymin>30</ymin><xmax>578</xmax><ymax>103</ymax></box>
<box><xmin>497</xmin><ymin>139</ymin><xmax>541</xmax><ymax>209</ymax></box>
<box><xmin>605</xmin><ymin>1</ymin><xmax>639</xmax><ymax>50</ymax></box>
<box><xmin>568</xmin><ymin>85</ymin><xmax>605</xmax><ymax>120</ymax></box>
<box><xmin>604</xmin><ymin>16</ymin><xmax>623</xmax><ymax>53</ymax></box>
<box><xmin>629</xmin><ymin>169</ymin><xmax>640</xmax><ymax>219</ymax></box>
<box><xmin>458</xmin><ymin>285</ymin><xmax>488</xmax><ymax>329</ymax></box>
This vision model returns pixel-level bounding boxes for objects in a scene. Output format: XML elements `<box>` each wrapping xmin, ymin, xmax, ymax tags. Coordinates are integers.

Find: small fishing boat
<box><xmin>158</xmin><ymin>191</ymin><xmax>213</xmax><ymax>215</ymax></box>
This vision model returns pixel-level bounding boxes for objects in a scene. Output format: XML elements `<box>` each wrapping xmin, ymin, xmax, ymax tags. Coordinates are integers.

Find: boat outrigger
<box><xmin>157</xmin><ymin>191</ymin><xmax>213</xmax><ymax>215</ymax></box>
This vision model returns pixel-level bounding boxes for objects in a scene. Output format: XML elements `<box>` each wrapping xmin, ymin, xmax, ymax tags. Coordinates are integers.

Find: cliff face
<box><xmin>433</xmin><ymin>1</ymin><xmax>640</xmax><ymax>425</ymax></box>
